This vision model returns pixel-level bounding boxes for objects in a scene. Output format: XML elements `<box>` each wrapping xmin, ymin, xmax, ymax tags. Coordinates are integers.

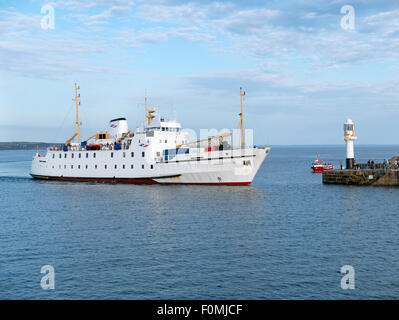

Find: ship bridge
<box><xmin>142</xmin><ymin>117</ymin><xmax>182</xmax><ymax>133</ymax></box>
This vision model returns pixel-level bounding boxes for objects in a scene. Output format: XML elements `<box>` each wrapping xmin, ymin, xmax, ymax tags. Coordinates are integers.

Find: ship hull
<box><xmin>30</xmin><ymin>147</ymin><xmax>269</xmax><ymax>185</ymax></box>
<box><xmin>30</xmin><ymin>174</ymin><xmax>251</xmax><ymax>185</ymax></box>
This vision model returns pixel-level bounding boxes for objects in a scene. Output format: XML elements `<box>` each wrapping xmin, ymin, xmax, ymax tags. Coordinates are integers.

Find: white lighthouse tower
<box><xmin>344</xmin><ymin>118</ymin><xmax>357</xmax><ymax>169</ymax></box>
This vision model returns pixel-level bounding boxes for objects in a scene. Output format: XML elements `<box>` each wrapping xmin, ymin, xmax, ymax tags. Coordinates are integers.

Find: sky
<box><xmin>1</xmin><ymin>0</ymin><xmax>399</xmax><ymax>145</ymax></box>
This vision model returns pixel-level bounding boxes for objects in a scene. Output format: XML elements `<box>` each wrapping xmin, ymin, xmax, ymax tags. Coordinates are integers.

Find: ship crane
<box><xmin>117</xmin><ymin>130</ymin><xmax>132</xmax><ymax>144</ymax></box>
<box><xmin>83</xmin><ymin>133</ymin><xmax>97</xmax><ymax>144</ymax></box>
<box><xmin>176</xmin><ymin>132</ymin><xmax>231</xmax><ymax>149</ymax></box>
<box><xmin>64</xmin><ymin>132</ymin><xmax>78</xmax><ymax>146</ymax></box>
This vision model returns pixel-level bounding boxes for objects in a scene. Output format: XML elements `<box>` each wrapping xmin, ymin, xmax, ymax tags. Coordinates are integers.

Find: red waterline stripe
<box><xmin>31</xmin><ymin>175</ymin><xmax>159</xmax><ymax>184</ymax></box>
<box><xmin>31</xmin><ymin>175</ymin><xmax>251</xmax><ymax>185</ymax></box>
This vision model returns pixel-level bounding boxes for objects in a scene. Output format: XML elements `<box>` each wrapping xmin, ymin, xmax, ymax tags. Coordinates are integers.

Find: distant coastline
<box><xmin>0</xmin><ymin>142</ymin><xmax>55</xmax><ymax>151</ymax></box>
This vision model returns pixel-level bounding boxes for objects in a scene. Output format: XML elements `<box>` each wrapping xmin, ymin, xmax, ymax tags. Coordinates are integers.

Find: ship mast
<box><xmin>240</xmin><ymin>87</ymin><xmax>246</xmax><ymax>149</ymax></box>
<box><xmin>74</xmin><ymin>83</ymin><xmax>81</xmax><ymax>144</ymax></box>
<box><xmin>140</xmin><ymin>91</ymin><xmax>156</xmax><ymax>125</ymax></box>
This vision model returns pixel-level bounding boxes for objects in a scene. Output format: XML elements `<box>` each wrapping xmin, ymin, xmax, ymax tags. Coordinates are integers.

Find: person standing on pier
<box><xmin>385</xmin><ymin>159</ymin><xmax>390</xmax><ymax>169</ymax></box>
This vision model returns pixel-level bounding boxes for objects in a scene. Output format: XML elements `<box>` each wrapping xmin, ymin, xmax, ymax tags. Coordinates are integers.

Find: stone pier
<box><xmin>322</xmin><ymin>169</ymin><xmax>399</xmax><ymax>186</ymax></box>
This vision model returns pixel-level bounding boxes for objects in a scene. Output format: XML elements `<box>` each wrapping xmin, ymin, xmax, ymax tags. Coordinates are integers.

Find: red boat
<box><xmin>312</xmin><ymin>155</ymin><xmax>334</xmax><ymax>173</ymax></box>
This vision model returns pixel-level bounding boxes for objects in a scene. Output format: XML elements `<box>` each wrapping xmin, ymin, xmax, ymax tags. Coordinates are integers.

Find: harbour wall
<box><xmin>322</xmin><ymin>169</ymin><xmax>399</xmax><ymax>186</ymax></box>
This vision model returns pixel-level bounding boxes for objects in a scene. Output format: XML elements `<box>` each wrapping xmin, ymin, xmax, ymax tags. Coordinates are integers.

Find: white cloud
<box><xmin>168</xmin><ymin>27</ymin><xmax>215</xmax><ymax>42</ymax></box>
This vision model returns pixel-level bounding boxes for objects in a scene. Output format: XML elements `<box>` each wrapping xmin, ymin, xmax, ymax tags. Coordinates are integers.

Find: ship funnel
<box><xmin>109</xmin><ymin>118</ymin><xmax>129</xmax><ymax>139</ymax></box>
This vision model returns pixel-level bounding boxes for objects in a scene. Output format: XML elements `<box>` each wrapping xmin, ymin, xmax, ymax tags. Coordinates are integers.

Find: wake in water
<box><xmin>0</xmin><ymin>176</ymin><xmax>32</xmax><ymax>181</ymax></box>
<box><xmin>0</xmin><ymin>160</ymin><xmax>31</xmax><ymax>163</ymax></box>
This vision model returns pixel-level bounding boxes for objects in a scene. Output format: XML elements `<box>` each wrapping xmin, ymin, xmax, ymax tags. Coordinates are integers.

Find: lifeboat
<box><xmin>86</xmin><ymin>144</ymin><xmax>102</xmax><ymax>150</ymax></box>
<box><xmin>312</xmin><ymin>155</ymin><xmax>334</xmax><ymax>173</ymax></box>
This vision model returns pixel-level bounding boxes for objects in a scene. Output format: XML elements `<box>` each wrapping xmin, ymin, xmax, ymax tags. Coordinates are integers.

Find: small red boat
<box><xmin>312</xmin><ymin>155</ymin><xmax>334</xmax><ymax>173</ymax></box>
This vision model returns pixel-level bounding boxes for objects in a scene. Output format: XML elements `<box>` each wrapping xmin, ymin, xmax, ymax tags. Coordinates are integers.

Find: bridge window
<box><xmin>79</xmin><ymin>153</ymin><xmax>81</xmax><ymax>158</ymax></box>
<box><xmin>71</xmin><ymin>165</ymin><xmax>73</xmax><ymax>169</ymax></box>
<box><xmin>86</xmin><ymin>165</ymin><xmax>88</xmax><ymax>169</ymax></box>
<box><xmin>111</xmin><ymin>152</ymin><xmax>114</xmax><ymax>158</ymax></box>
<box><xmin>114</xmin><ymin>164</ymin><xmax>117</xmax><ymax>169</ymax></box>
<box><xmin>142</xmin><ymin>164</ymin><xmax>144</xmax><ymax>169</ymax></box>
<box><xmin>123</xmin><ymin>152</ymin><xmax>126</xmax><ymax>158</ymax></box>
<box><xmin>105</xmin><ymin>165</ymin><xmax>107</xmax><ymax>169</ymax></box>
<box><xmin>78</xmin><ymin>165</ymin><xmax>80</xmax><ymax>169</ymax></box>
<box><xmin>131</xmin><ymin>152</ymin><xmax>134</xmax><ymax>157</ymax></box>
<box><xmin>123</xmin><ymin>164</ymin><xmax>125</xmax><ymax>169</ymax></box>
<box><xmin>93</xmin><ymin>153</ymin><xmax>96</xmax><ymax>158</ymax></box>
<box><xmin>52</xmin><ymin>154</ymin><xmax>55</xmax><ymax>159</ymax></box>
<box><xmin>86</xmin><ymin>153</ymin><xmax>88</xmax><ymax>158</ymax></box>
<box><xmin>64</xmin><ymin>154</ymin><xmax>67</xmax><ymax>158</ymax></box>
<box><xmin>95</xmin><ymin>165</ymin><xmax>97</xmax><ymax>169</ymax></box>
<box><xmin>131</xmin><ymin>164</ymin><xmax>134</xmax><ymax>169</ymax></box>
<box><xmin>151</xmin><ymin>164</ymin><xmax>154</xmax><ymax>169</ymax></box>
<box><xmin>72</xmin><ymin>153</ymin><xmax>74</xmax><ymax>158</ymax></box>
<box><xmin>142</xmin><ymin>152</ymin><xmax>145</xmax><ymax>157</ymax></box>
<box><xmin>59</xmin><ymin>154</ymin><xmax>61</xmax><ymax>159</ymax></box>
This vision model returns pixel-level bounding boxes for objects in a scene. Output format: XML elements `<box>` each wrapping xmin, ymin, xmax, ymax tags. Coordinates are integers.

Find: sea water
<box><xmin>1</xmin><ymin>146</ymin><xmax>399</xmax><ymax>299</ymax></box>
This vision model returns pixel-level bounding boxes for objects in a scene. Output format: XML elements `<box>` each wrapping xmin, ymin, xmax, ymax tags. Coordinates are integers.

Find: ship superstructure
<box><xmin>30</xmin><ymin>85</ymin><xmax>270</xmax><ymax>185</ymax></box>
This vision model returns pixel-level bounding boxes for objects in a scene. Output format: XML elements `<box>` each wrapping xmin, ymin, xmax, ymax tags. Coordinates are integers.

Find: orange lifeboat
<box><xmin>86</xmin><ymin>144</ymin><xmax>102</xmax><ymax>150</ymax></box>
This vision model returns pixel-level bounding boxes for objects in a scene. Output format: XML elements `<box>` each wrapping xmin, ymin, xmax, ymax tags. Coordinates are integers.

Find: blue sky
<box><xmin>1</xmin><ymin>0</ymin><xmax>399</xmax><ymax>144</ymax></box>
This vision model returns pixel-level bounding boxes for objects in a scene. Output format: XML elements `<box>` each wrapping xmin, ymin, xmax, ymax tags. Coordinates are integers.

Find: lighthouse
<box><xmin>344</xmin><ymin>118</ymin><xmax>357</xmax><ymax>169</ymax></box>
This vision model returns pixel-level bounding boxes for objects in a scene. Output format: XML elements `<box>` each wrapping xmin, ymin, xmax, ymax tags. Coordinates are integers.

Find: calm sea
<box><xmin>1</xmin><ymin>146</ymin><xmax>399</xmax><ymax>299</ymax></box>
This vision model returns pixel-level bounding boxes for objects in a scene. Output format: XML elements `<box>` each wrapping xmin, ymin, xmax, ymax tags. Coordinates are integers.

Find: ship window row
<box><xmin>161</xmin><ymin>127</ymin><xmax>180</xmax><ymax>132</ymax></box>
<box><xmin>55</xmin><ymin>152</ymin><xmax>94</xmax><ymax>159</ymax></box>
<box><xmin>53</xmin><ymin>152</ymin><xmax>140</xmax><ymax>159</ymax></box>
<box><xmin>145</xmin><ymin>127</ymin><xmax>180</xmax><ymax>132</ymax></box>
<box><xmin>59</xmin><ymin>164</ymin><xmax>154</xmax><ymax>170</ymax></box>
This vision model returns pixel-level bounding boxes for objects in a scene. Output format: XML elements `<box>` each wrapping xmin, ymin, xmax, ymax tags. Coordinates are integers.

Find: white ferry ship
<box><xmin>31</xmin><ymin>84</ymin><xmax>270</xmax><ymax>185</ymax></box>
